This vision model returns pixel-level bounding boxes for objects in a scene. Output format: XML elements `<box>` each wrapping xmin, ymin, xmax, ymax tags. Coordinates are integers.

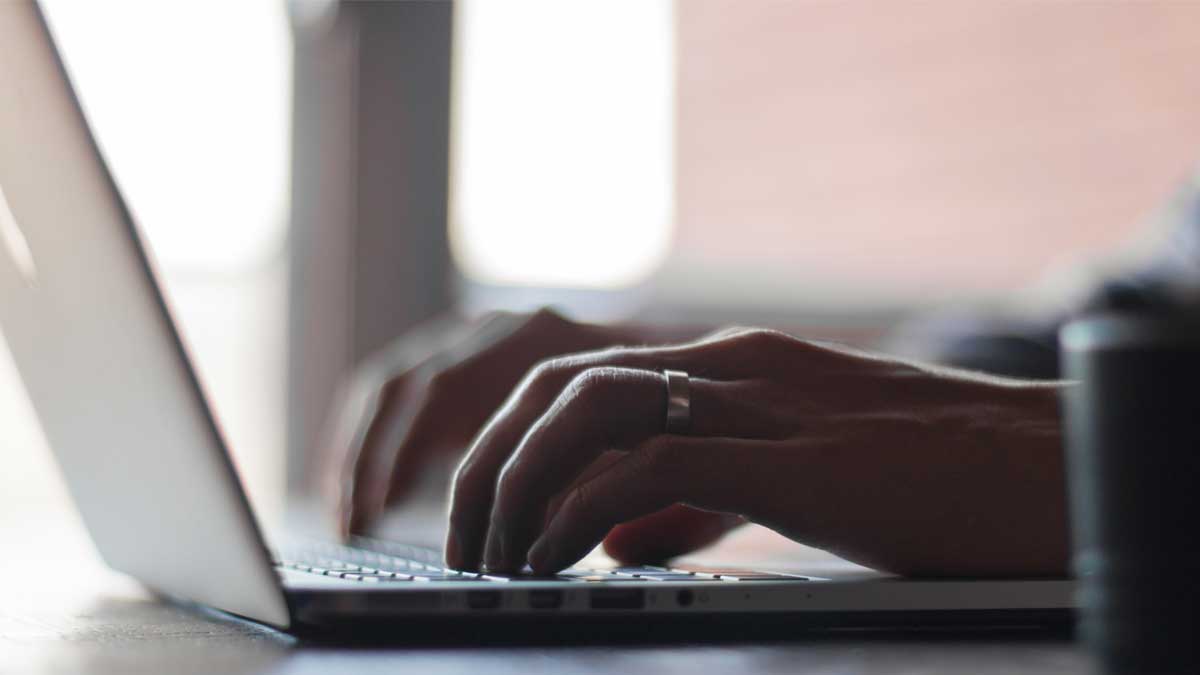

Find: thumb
<box><xmin>602</xmin><ymin>504</ymin><xmax>745</xmax><ymax>564</ymax></box>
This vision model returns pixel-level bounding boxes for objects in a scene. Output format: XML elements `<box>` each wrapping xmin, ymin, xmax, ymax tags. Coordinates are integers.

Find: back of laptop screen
<box><xmin>0</xmin><ymin>2</ymin><xmax>289</xmax><ymax>628</ymax></box>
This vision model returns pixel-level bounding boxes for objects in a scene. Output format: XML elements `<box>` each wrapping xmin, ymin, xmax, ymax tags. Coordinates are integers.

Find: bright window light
<box><xmin>39</xmin><ymin>0</ymin><xmax>291</xmax><ymax>272</ymax></box>
<box><xmin>32</xmin><ymin>2</ymin><xmax>293</xmax><ymax>517</ymax></box>
<box><xmin>451</xmin><ymin>0</ymin><xmax>675</xmax><ymax>289</ymax></box>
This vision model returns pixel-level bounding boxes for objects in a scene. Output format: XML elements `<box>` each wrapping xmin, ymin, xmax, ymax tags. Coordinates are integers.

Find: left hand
<box><xmin>321</xmin><ymin>309</ymin><xmax>614</xmax><ymax>537</ymax></box>
<box><xmin>444</xmin><ymin>328</ymin><xmax>1069</xmax><ymax>577</ymax></box>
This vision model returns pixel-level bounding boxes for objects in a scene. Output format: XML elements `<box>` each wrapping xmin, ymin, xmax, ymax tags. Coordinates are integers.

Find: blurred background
<box><xmin>3</xmin><ymin>0</ymin><xmax>1200</xmax><ymax>533</ymax></box>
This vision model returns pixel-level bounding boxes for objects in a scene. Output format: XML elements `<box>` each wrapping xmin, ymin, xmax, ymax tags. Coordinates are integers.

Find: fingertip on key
<box><xmin>482</xmin><ymin>538</ymin><xmax>503</xmax><ymax>573</ymax></box>
<box><xmin>443</xmin><ymin>531</ymin><xmax>462</xmax><ymax>570</ymax></box>
<box><xmin>345</xmin><ymin>502</ymin><xmax>376</xmax><ymax>540</ymax></box>
<box><xmin>527</xmin><ymin>537</ymin><xmax>555</xmax><ymax>575</ymax></box>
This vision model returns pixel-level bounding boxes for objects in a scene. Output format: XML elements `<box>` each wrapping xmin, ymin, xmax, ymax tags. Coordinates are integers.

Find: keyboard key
<box><xmin>360</xmin><ymin>572</ymin><xmax>414</xmax><ymax>580</ymax></box>
<box><xmin>605</xmin><ymin>566</ymin><xmax>671</xmax><ymax>574</ymax></box>
<box><xmin>575</xmin><ymin>575</ymin><xmax>647</xmax><ymax>582</ymax></box>
<box><xmin>609</xmin><ymin>570</ymin><xmax>695</xmax><ymax>579</ymax></box>
<box><xmin>283</xmin><ymin>540</ymin><xmax>570</xmax><ymax>584</ymax></box>
<box><xmin>638</xmin><ymin>571</ymin><xmax>720</xmax><ymax>578</ymax></box>
<box><xmin>715</xmin><ymin>574</ymin><xmax>811</xmax><ymax>581</ymax></box>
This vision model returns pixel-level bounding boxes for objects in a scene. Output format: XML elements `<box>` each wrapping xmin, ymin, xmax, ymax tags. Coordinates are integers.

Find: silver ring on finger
<box><xmin>663</xmin><ymin>369</ymin><xmax>691</xmax><ymax>435</ymax></box>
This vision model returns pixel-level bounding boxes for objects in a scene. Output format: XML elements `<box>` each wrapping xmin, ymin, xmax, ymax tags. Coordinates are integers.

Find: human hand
<box><xmin>327</xmin><ymin>307</ymin><xmax>736</xmax><ymax>562</ymax></box>
<box><xmin>327</xmin><ymin>309</ymin><xmax>614</xmax><ymax>537</ymax></box>
<box><xmin>444</xmin><ymin>328</ymin><xmax>1069</xmax><ymax>577</ymax></box>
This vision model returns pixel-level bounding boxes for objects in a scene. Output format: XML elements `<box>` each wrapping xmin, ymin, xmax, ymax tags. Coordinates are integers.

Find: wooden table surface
<box><xmin>0</xmin><ymin>504</ymin><xmax>1093</xmax><ymax>675</ymax></box>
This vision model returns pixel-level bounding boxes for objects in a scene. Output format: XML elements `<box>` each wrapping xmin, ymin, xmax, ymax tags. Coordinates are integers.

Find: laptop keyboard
<box><xmin>274</xmin><ymin>535</ymin><xmax>810</xmax><ymax>584</ymax></box>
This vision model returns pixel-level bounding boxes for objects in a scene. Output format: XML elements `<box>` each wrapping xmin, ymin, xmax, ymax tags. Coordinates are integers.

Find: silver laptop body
<box><xmin>0</xmin><ymin>1</ymin><xmax>1073</xmax><ymax>634</ymax></box>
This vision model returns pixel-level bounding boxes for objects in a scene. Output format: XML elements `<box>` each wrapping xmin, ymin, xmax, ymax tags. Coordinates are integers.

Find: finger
<box><xmin>381</xmin><ymin>311</ymin><xmax>600</xmax><ymax>511</ymax></box>
<box><xmin>602</xmin><ymin>505</ymin><xmax>745</xmax><ymax>564</ymax></box>
<box><xmin>481</xmin><ymin>367</ymin><xmax>662</xmax><ymax>570</ymax></box>
<box><xmin>526</xmin><ymin>435</ymin><xmax>755</xmax><ymax>574</ymax></box>
<box><xmin>341</xmin><ymin>313</ymin><xmax>527</xmax><ymax>535</ymax></box>
<box><xmin>342</xmin><ymin>373</ymin><xmax>422</xmax><ymax>536</ymax></box>
<box><xmin>333</xmin><ymin>317</ymin><xmax>478</xmax><ymax>537</ymax></box>
<box><xmin>444</xmin><ymin>330</ymin><xmax>794</xmax><ymax>570</ymax></box>
<box><xmin>483</xmin><ymin>369</ymin><xmax>774</xmax><ymax>572</ymax></box>
<box><xmin>372</xmin><ymin>372</ymin><xmax>455</xmax><ymax>509</ymax></box>
<box><xmin>321</xmin><ymin>376</ymin><xmax>375</xmax><ymax>519</ymax></box>
<box><xmin>333</xmin><ymin>374</ymin><xmax>400</xmax><ymax>538</ymax></box>
<box><xmin>543</xmin><ymin>449</ymin><xmax>627</xmax><ymax>529</ymax></box>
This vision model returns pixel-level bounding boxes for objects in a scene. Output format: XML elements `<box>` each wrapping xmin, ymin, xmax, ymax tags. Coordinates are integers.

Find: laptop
<box><xmin>0</xmin><ymin>1</ymin><xmax>1073</xmax><ymax>636</ymax></box>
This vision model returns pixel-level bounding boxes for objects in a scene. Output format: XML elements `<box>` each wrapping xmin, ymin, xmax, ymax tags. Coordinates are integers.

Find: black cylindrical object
<box><xmin>1061</xmin><ymin>313</ymin><xmax>1200</xmax><ymax>674</ymax></box>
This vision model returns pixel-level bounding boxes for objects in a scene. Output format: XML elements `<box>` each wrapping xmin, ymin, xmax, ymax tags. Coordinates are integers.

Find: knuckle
<box><xmin>377</xmin><ymin>375</ymin><xmax>405</xmax><ymax>401</ymax></box>
<box><xmin>450</xmin><ymin>456</ymin><xmax>480</xmax><ymax>497</ymax></box>
<box><xmin>344</xmin><ymin>364</ymin><xmax>392</xmax><ymax>406</ymax></box>
<box><xmin>704</xmin><ymin>325</ymin><xmax>751</xmax><ymax>341</ymax></box>
<box><xmin>524</xmin><ymin>356</ymin><xmax>605</xmax><ymax>406</ymax></box>
<box><xmin>525</xmin><ymin>356</ymin><xmax>572</xmax><ymax>392</ymax></box>
<box><xmin>710</xmin><ymin>328</ymin><xmax>799</xmax><ymax>373</ymax></box>
<box><xmin>736</xmin><ymin>328</ymin><xmax>792</xmax><ymax>351</ymax></box>
<box><xmin>565</xmin><ymin>366</ymin><xmax>620</xmax><ymax>403</ymax></box>
<box><xmin>564</xmin><ymin>368</ymin><xmax>599</xmax><ymax>397</ymax></box>
<box><xmin>349</xmin><ymin>352</ymin><xmax>388</xmax><ymax>383</ymax></box>
<box><xmin>424</xmin><ymin>367</ymin><xmax>451</xmax><ymax>395</ymax></box>
<box><xmin>529</xmin><ymin>306</ymin><xmax>567</xmax><ymax>327</ymax></box>
<box><xmin>506</xmin><ymin>308</ymin><xmax>569</xmax><ymax>340</ymax></box>
<box><xmin>528</xmin><ymin>356</ymin><xmax>566</xmax><ymax>381</ymax></box>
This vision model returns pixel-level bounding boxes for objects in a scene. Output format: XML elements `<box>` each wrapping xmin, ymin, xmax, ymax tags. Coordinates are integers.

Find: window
<box><xmin>451</xmin><ymin>0</ymin><xmax>675</xmax><ymax>290</ymax></box>
<box><xmin>452</xmin><ymin>0</ymin><xmax>1200</xmax><ymax>313</ymax></box>
<box><xmin>2</xmin><ymin>1</ymin><xmax>294</xmax><ymax>518</ymax></box>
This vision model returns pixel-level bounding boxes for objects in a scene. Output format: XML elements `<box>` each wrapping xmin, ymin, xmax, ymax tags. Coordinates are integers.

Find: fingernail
<box><xmin>527</xmin><ymin>537</ymin><xmax>554</xmax><ymax>574</ymax></box>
